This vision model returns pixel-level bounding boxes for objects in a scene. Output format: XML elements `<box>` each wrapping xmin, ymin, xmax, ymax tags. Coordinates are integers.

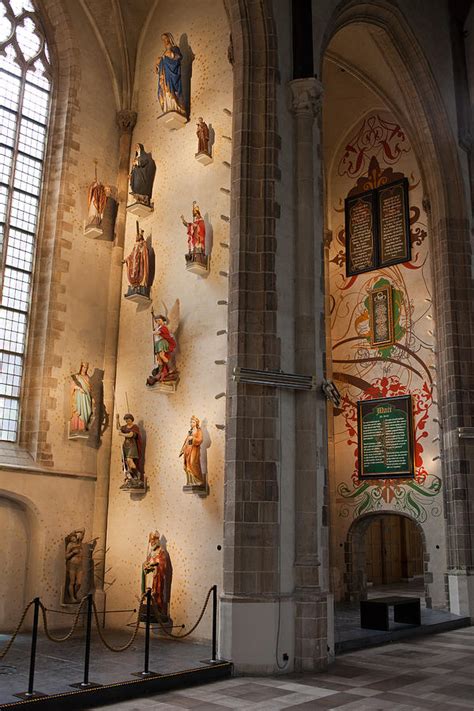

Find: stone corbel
<box><xmin>288</xmin><ymin>77</ymin><xmax>323</xmax><ymax>117</ymax></box>
<box><xmin>116</xmin><ymin>110</ymin><xmax>138</xmax><ymax>134</ymax></box>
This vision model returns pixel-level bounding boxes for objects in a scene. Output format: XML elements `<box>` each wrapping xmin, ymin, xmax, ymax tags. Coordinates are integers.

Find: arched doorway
<box><xmin>365</xmin><ymin>514</ymin><xmax>424</xmax><ymax>591</ymax></box>
<box><xmin>346</xmin><ymin>512</ymin><xmax>429</xmax><ymax>605</ymax></box>
<box><xmin>0</xmin><ymin>496</ymin><xmax>29</xmax><ymax>631</ymax></box>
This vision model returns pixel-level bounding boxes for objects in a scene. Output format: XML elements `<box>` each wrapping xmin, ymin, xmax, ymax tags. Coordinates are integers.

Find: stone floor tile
<box><xmin>285</xmin><ymin>692</ymin><xmax>375</xmax><ymax>709</ymax></box>
<box><xmin>345</xmin><ymin>688</ymin><xmax>382</xmax><ymax>697</ymax></box>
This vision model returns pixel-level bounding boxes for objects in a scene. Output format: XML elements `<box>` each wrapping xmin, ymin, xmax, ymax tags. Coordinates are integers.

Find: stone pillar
<box><xmin>289</xmin><ymin>77</ymin><xmax>328</xmax><ymax>671</ymax></box>
<box><xmin>92</xmin><ymin>109</ymin><xmax>137</xmax><ymax>595</ymax></box>
<box><xmin>220</xmin><ymin>1</ymin><xmax>283</xmax><ymax>674</ymax></box>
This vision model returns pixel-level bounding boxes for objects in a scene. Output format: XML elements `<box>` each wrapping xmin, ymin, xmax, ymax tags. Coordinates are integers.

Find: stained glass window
<box><xmin>0</xmin><ymin>0</ymin><xmax>51</xmax><ymax>440</ymax></box>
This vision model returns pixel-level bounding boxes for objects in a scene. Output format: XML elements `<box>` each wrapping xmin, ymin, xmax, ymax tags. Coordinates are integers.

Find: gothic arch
<box><xmin>0</xmin><ymin>489</ymin><xmax>44</xmax><ymax>619</ymax></box>
<box><xmin>320</xmin><ymin>0</ymin><xmax>474</xmax><ymax>575</ymax></box>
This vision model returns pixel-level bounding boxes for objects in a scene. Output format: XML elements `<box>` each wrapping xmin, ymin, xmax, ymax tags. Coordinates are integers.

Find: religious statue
<box><xmin>116</xmin><ymin>413</ymin><xmax>145</xmax><ymax>491</ymax></box>
<box><xmin>69</xmin><ymin>362</ymin><xmax>93</xmax><ymax>438</ymax></box>
<box><xmin>84</xmin><ymin>166</ymin><xmax>107</xmax><ymax>237</ymax></box>
<box><xmin>155</xmin><ymin>32</ymin><xmax>187</xmax><ymax>120</ymax></box>
<box><xmin>123</xmin><ymin>221</ymin><xmax>150</xmax><ymax>301</ymax></box>
<box><xmin>62</xmin><ymin>528</ymin><xmax>98</xmax><ymax>605</ymax></box>
<box><xmin>129</xmin><ymin>143</ymin><xmax>156</xmax><ymax>208</ymax></box>
<box><xmin>179</xmin><ymin>415</ymin><xmax>206</xmax><ymax>491</ymax></box>
<box><xmin>141</xmin><ymin>531</ymin><xmax>173</xmax><ymax>623</ymax></box>
<box><xmin>181</xmin><ymin>202</ymin><xmax>209</xmax><ymax>274</ymax></box>
<box><xmin>195</xmin><ymin>117</ymin><xmax>212</xmax><ymax>165</ymax></box>
<box><xmin>146</xmin><ymin>300</ymin><xmax>180</xmax><ymax>390</ymax></box>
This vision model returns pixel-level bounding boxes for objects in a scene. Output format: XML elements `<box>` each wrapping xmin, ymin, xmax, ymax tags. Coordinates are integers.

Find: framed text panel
<box><xmin>358</xmin><ymin>395</ymin><xmax>415</xmax><ymax>480</ymax></box>
<box><xmin>378</xmin><ymin>178</ymin><xmax>411</xmax><ymax>267</ymax></box>
<box><xmin>345</xmin><ymin>189</ymin><xmax>377</xmax><ymax>276</ymax></box>
<box><xmin>369</xmin><ymin>284</ymin><xmax>394</xmax><ymax>348</ymax></box>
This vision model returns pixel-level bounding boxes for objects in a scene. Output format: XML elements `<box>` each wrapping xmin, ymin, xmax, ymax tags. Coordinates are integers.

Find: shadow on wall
<box><xmin>179</xmin><ymin>33</ymin><xmax>195</xmax><ymax>117</ymax></box>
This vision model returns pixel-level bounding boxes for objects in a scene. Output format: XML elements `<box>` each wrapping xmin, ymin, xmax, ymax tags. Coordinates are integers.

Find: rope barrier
<box><xmin>45</xmin><ymin>606</ymin><xmax>137</xmax><ymax>616</ymax></box>
<box><xmin>151</xmin><ymin>586</ymin><xmax>213</xmax><ymax>639</ymax></box>
<box><xmin>91</xmin><ymin>593</ymin><xmax>146</xmax><ymax>652</ymax></box>
<box><xmin>0</xmin><ymin>600</ymin><xmax>35</xmax><ymax>660</ymax></box>
<box><xmin>39</xmin><ymin>597</ymin><xmax>86</xmax><ymax>643</ymax></box>
<box><xmin>0</xmin><ymin>586</ymin><xmax>214</xmax><ymax>659</ymax></box>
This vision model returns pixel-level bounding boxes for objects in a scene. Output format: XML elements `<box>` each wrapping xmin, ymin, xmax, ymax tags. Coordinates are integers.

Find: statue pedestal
<box><xmin>127</xmin><ymin>202</ymin><xmax>153</xmax><ymax>218</ymax></box>
<box><xmin>158</xmin><ymin>111</ymin><xmax>187</xmax><ymax>130</ymax></box>
<box><xmin>83</xmin><ymin>222</ymin><xmax>103</xmax><ymax>238</ymax></box>
<box><xmin>195</xmin><ymin>151</ymin><xmax>213</xmax><ymax>166</ymax></box>
<box><xmin>185</xmin><ymin>253</ymin><xmax>210</xmax><ymax>276</ymax></box>
<box><xmin>182</xmin><ymin>483</ymin><xmax>209</xmax><ymax>498</ymax></box>
<box><xmin>147</xmin><ymin>378</ymin><xmax>179</xmax><ymax>394</ymax></box>
<box><xmin>124</xmin><ymin>290</ymin><xmax>151</xmax><ymax>305</ymax></box>
<box><xmin>120</xmin><ymin>476</ymin><xmax>147</xmax><ymax>494</ymax></box>
<box><xmin>68</xmin><ymin>426</ymin><xmax>89</xmax><ymax>440</ymax></box>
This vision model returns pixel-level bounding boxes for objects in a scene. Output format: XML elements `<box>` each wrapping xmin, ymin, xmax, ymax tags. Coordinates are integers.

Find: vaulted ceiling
<box><xmin>78</xmin><ymin>0</ymin><xmax>155</xmax><ymax>109</ymax></box>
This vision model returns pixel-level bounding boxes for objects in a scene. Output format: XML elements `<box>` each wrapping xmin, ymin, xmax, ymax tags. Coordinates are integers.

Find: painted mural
<box><xmin>328</xmin><ymin>111</ymin><xmax>443</xmax><ymax>526</ymax></box>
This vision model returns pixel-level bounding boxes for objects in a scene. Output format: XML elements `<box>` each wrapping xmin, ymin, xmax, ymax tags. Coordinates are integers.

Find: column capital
<box><xmin>288</xmin><ymin>77</ymin><xmax>323</xmax><ymax>117</ymax></box>
<box><xmin>116</xmin><ymin>109</ymin><xmax>138</xmax><ymax>134</ymax></box>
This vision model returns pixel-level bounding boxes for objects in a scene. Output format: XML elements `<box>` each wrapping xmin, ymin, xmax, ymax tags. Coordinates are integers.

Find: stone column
<box><xmin>289</xmin><ymin>77</ymin><xmax>328</xmax><ymax>671</ymax></box>
<box><xmin>92</xmin><ymin>109</ymin><xmax>137</xmax><ymax>596</ymax></box>
<box><xmin>220</xmin><ymin>1</ymin><xmax>282</xmax><ymax>674</ymax></box>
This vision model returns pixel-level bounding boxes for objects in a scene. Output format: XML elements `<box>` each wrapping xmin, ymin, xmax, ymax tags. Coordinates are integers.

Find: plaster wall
<box><xmin>105</xmin><ymin>0</ymin><xmax>232</xmax><ymax>639</ymax></box>
<box><xmin>47</xmin><ymin>0</ymin><xmax>120</xmax><ymax>474</ymax></box>
<box><xmin>323</xmin><ymin>61</ymin><xmax>447</xmax><ymax>607</ymax></box>
<box><xmin>0</xmin><ymin>473</ymin><xmax>95</xmax><ymax>627</ymax></box>
<box><xmin>0</xmin><ymin>496</ymin><xmax>28</xmax><ymax>630</ymax></box>
<box><xmin>0</xmin><ymin>0</ymin><xmax>119</xmax><ymax>624</ymax></box>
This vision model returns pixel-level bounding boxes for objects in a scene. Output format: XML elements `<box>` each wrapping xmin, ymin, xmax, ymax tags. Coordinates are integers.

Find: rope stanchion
<box><xmin>91</xmin><ymin>593</ymin><xmax>146</xmax><ymax>652</ymax></box>
<box><xmin>70</xmin><ymin>594</ymin><xmax>101</xmax><ymax>690</ymax></box>
<box><xmin>14</xmin><ymin>598</ymin><xmax>48</xmax><ymax>700</ymax></box>
<box><xmin>131</xmin><ymin>588</ymin><xmax>159</xmax><ymax>678</ymax></box>
<box><xmin>0</xmin><ymin>599</ymin><xmax>35</xmax><ymax>660</ymax></box>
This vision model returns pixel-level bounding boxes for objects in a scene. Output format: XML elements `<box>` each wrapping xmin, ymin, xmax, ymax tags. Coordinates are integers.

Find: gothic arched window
<box><xmin>0</xmin><ymin>0</ymin><xmax>51</xmax><ymax>441</ymax></box>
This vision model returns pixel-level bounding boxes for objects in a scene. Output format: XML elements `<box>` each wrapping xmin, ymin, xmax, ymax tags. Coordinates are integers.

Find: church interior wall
<box><xmin>46</xmin><ymin>0</ymin><xmax>120</xmax><ymax>474</ymax></box>
<box><xmin>104</xmin><ymin>0</ymin><xmax>232</xmax><ymax>639</ymax></box>
<box><xmin>323</xmin><ymin>47</ymin><xmax>447</xmax><ymax>608</ymax></box>
<box><xmin>0</xmin><ymin>0</ymin><xmax>472</xmax><ymax>670</ymax></box>
<box><xmin>0</xmin><ymin>0</ymin><xmax>120</xmax><ymax>620</ymax></box>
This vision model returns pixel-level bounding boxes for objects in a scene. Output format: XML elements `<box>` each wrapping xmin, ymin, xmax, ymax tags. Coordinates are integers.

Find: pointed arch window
<box><xmin>0</xmin><ymin>0</ymin><xmax>51</xmax><ymax>440</ymax></box>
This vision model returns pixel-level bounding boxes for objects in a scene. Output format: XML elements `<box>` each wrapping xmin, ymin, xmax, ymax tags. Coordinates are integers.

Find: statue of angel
<box><xmin>146</xmin><ymin>299</ymin><xmax>180</xmax><ymax>387</ymax></box>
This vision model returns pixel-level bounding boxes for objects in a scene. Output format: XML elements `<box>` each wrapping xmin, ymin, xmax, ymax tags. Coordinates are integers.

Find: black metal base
<box><xmin>131</xmin><ymin>671</ymin><xmax>161</xmax><ymax>678</ymax></box>
<box><xmin>14</xmin><ymin>691</ymin><xmax>49</xmax><ymax>699</ymax></box>
<box><xmin>10</xmin><ymin>662</ymin><xmax>232</xmax><ymax>709</ymax></box>
<box><xmin>69</xmin><ymin>682</ymin><xmax>103</xmax><ymax>689</ymax></box>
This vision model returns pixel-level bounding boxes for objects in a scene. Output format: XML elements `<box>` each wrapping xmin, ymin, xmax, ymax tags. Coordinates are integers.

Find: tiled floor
<box><xmin>334</xmin><ymin>582</ymin><xmax>469</xmax><ymax>652</ymax></box>
<box><xmin>92</xmin><ymin>626</ymin><xmax>474</xmax><ymax>710</ymax></box>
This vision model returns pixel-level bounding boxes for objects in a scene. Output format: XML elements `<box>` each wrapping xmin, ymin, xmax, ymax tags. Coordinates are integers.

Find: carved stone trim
<box><xmin>288</xmin><ymin>77</ymin><xmax>323</xmax><ymax>117</ymax></box>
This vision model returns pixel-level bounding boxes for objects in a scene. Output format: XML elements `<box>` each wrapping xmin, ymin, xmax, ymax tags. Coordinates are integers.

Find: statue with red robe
<box><xmin>181</xmin><ymin>202</ymin><xmax>206</xmax><ymax>254</ymax></box>
<box><xmin>146</xmin><ymin>301</ymin><xmax>180</xmax><ymax>388</ymax></box>
<box><xmin>142</xmin><ymin>531</ymin><xmax>173</xmax><ymax>622</ymax></box>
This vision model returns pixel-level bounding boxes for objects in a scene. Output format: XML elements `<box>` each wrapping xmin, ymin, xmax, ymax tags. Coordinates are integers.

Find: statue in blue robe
<box><xmin>155</xmin><ymin>33</ymin><xmax>186</xmax><ymax>117</ymax></box>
